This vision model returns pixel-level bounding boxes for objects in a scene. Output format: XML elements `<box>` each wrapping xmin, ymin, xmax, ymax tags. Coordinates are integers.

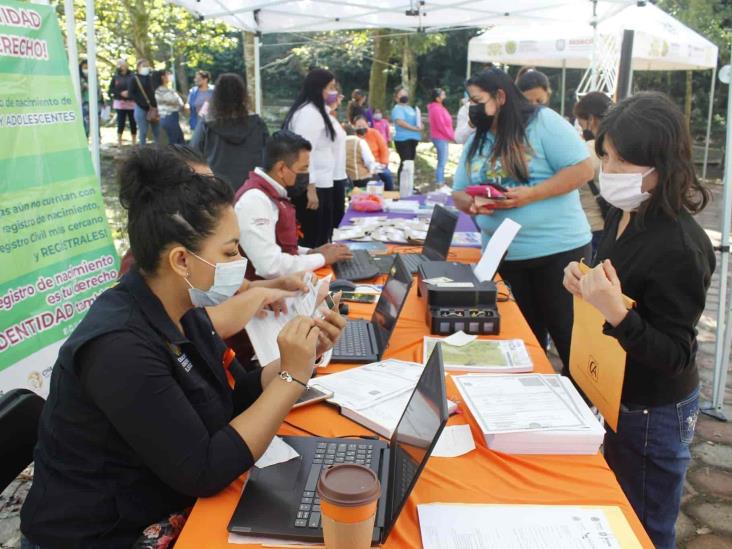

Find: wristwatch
<box><xmin>278</xmin><ymin>370</ymin><xmax>307</xmax><ymax>388</ymax></box>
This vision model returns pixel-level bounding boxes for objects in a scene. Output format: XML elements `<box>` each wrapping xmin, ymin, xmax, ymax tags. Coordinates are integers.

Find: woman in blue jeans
<box><xmin>564</xmin><ymin>92</ymin><xmax>715</xmax><ymax>549</ymax></box>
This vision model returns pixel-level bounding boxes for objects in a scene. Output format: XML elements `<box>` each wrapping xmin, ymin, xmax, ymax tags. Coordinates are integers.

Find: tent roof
<box><xmin>168</xmin><ymin>0</ymin><xmax>636</xmax><ymax>34</ymax></box>
<box><xmin>468</xmin><ymin>3</ymin><xmax>718</xmax><ymax>70</ymax></box>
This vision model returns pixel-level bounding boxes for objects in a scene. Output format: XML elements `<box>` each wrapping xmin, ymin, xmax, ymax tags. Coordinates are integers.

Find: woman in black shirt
<box><xmin>20</xmin><ymin>147</ymin><xmax>346</xmax><ymax>548</ymax></box>
<box><xmin>563</xmin><ymin>92</ymin><xmax>715</xmax><ymax>549</ymax></box>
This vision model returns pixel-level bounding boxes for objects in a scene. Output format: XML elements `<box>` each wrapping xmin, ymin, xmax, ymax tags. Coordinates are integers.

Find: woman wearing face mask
<box><xmin>283</xmin><ymin>68</ymin><xmax>340</xmax><ymax>247</ymax></box>
<box><xmin>108</xmin><ymin>58</ymin><xmax>137</xmax><ymax>145</ymax></box>
<box><xmin>129</xmin><ymin>58</ymin><xmax>160</xmax><ymax>145</ymax></box>
<box><xmin>452</xmin><ymin>67</ymin><xmax>593</xmax><ymax>372</ymax></box>
<box><xmin>391</xmin><ymin>86</ymin><xmax>422</xmax><ymax>196</ymax></box>
<box><xmin>155</xmin><ymin>69</ymin><xmax>185</xmax><ymax>145</ymax></box>
<box><xmin>20</xmin><ymin>146</ymin><xmax>346</xmax><ymax>548</ymax></box>
<box><xmin>516</xmin><ymin>67</ymin><xmax>552</xmax><ymax>106</ymax></box>
<box><xmin>563</xmin><ymin>92</ymin><xmax>714</xmax><ymax>549</ymax></box>
<box><xmin>574</xmin><ymin>91</ymin><xmax>614</xmax><ymax>255</ymax></box>
<box><xmin>427</xmin><ymin>88</ymin><xmax>455</xmax><ymax>186</ymax></box>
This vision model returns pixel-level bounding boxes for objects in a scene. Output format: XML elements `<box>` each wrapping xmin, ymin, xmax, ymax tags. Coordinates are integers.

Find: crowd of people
<box><xmin>19</xmin><ymin>60</ymin><xmax>715</xmax><ymax>549</ymax></box>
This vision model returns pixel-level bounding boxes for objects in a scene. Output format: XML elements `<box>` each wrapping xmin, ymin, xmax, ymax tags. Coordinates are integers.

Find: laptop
<box><xmin>331</xmin><ymin>255</ymin><xmax>412</xmax><ymax>363</ymax></box>
<box><xmin>227</xmin><ymin>344</ymin><xmax>449</xmax><ymax>544</ymax></box>
<box><xmin>333</xmin><ymin>204</ymin><xmax>459</xmax><ymax>281</ymax></box>
<box><xmin>372</xmin><ymin>204</ymin><xmax>459</xmax><ymax>274</ymax></box>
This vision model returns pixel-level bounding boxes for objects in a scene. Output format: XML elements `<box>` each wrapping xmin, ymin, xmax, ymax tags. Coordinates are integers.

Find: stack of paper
<box><xmin>383</xmin><ymin>199</ymin><xmax>420</xmax><ymax>213</ymax></box>
<box><xmin>417</xmin><ymin>503</ymin><xmax>642</xmax><ymax>549</ymax></box>
<box><xmin>309</xmin><ymin>359</ymin><xmax>456</xmax><ymax>438</ymax></box>
<box><xmin>245</xmin><ymin>274</ymin><xmax>330</xmax><ymax>367</ymax></box>
<box><xmin>423</xmin><ymin>336</ymin><xmax>533</xmax><ymax>373</ymax></box>
<box><xmin>454</xmin><ymin>374</ymin><xmax>605</xmax><ymax>455</ymax></box>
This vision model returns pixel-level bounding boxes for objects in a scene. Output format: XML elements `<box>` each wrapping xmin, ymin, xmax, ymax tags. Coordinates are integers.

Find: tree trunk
<box><xmin>368</xmin><ymin>29</ymin><xmax>391</xmax><ymax>112</ymax></box>
<box><xmin>175</xmin><ymin>53</ymin><xmax>189</xmax><ymax>97</ymax></box>
<box><xmin>684</xmin><ymin>70</ymin><xmax>693</xmax><ymax>128</ymax></box>
<box><xmin>122</xmin><ymin>0</ymin><xmax>153</xmax><ymax>64</ymax></box>
<box><xmin>243</xmin><ymin>31</ymin><xmax>258</xmax><ymax>112</ymax></box>
<box><xmin>401</xmin><ymin>35</ymin><xmax>417</xmax><ymax>97</ymax></box>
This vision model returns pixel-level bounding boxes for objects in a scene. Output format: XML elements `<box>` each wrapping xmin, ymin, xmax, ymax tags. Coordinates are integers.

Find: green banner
<box><xmin>0</xmin><ymin>0</ymin><xmax>118</xmax><ymax>396</ymax></box>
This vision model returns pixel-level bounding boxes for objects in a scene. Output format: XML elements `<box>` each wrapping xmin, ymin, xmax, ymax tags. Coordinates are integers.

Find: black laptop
<box><xmin>331</xmin><ymin>255</ymin><xmax>412</xmax><ymax>363</ymax></box>
<box><xmin>372</xmin><ymin>204</ymin><xmax>459</xmax><ymax>274</ymax></box>
<box><xmin>227</xmin><ymin>344</ymin><xmax>449</xmax><ymax>544</ymax></box>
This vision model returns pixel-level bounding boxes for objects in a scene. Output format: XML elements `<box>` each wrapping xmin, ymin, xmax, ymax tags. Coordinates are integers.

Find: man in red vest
<box><xmin>234</xmin><ymin>130</ymin><xmax>352</xmax><ymax>279</ymax></box>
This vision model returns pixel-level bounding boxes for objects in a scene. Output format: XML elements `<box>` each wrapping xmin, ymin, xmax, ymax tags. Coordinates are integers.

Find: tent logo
<box><xmin>505</xmin><ymin>41</ymin><xmax>517</xmax><ymax>54</ymax></box>
<box><xmin>556</xmin><ymin>39</ymin><xmax>566</xmax><ymax>51</ymax></box>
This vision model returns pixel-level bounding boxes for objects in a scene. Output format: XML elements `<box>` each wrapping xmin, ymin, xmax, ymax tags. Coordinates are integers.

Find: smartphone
<box><xmin>293</xmin><ymin>385</ymin><xmax>334</xmax><ymax>409</ymax></box>
<box><xmin>341</xmin><ymin>291</ymin><xmax>378</xmax><ymax>304</ymax></box>
<box><xmin>323</xmin><ymin>293</ymin><xmax>336</xmax><ymax>311</ymax></box>
<box><xmin>465</xmin><ymin>184</ymin><xmax>507</xmax><ymax>201</ymax></box>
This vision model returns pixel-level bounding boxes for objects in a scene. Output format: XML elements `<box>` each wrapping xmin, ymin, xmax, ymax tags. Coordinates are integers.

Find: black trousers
<box><xmin>294</xmin><ymin>187</ymin><xmax>334</xmax><ymax>248</ymax></box>
<box><xmin>498</xmin><ymin>243</ymin><xmax>592</xmax><ymax>373</ymax></box>
<box><xmin>333</xmin><ymin>178</ymin><xmax>348</xmax><ymax>229</ymax></box>
<box><xmin>116</xmin><ymin>108</ymin><xmax>136</xmax><ymax>135</ymax></box>
<box><xmin>394</xmin><ymin>139</ymin><xmax>418</xmax><ymax>181</ymax></box>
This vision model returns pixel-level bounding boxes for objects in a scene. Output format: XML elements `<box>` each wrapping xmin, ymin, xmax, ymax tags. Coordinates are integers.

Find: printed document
<box><xmin>473</xmin><ymin>218</ymin><xmax>521</xmax><ymax>282</ymax></box>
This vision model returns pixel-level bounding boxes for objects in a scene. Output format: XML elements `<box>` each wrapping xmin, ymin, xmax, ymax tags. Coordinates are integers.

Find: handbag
<box><xmin>134</xmin><ymin>74</ymin><xmax>160</xmax><ymax>123</ymax></box>
<box><xmin>587</xmin><ymin>179</ymin><xmax>611</xmax><ymax>220</ymax></box>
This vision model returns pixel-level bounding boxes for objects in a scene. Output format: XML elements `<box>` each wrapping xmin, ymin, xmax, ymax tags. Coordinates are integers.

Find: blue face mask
<box><xmin>185</xmin><ymin>251</ymin><xmax>247</xmax><ymax>307</ymax></box>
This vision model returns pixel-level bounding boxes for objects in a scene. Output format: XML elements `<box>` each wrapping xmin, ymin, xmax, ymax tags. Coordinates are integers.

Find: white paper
<box><xmin>418</xmin><ymin>504</ymin><xmax>633</xmax><ymax>549</ymax></box>
<box><xmin>254</xmin><ymin>436</ymin><xmax>300</xmax><ymax>469</ymax></box>
<box><xmin>442</xmin><ymin>330</ymin><xmax>477</xmax><ymax>347</ymax></box>
<box><xmin>423</xmin><ymin>337</ymin><xmax>533</xmax><ymax>373</ymax></box>
<box><xmin>430</xmin><ymin>425</ymin><xmax>476</xmax><ymax>457</ymax></box>
<box><xmin>246</xmin><ymin>275</ymin><xmax>331</xmax><ymax>366</ymax></box>
<box><xmin>228</xmin><ymin>532</ymin><xmax>322</xmax><ymax>546</ymax></box>
<box><xmin>422</xmin><ymin>276</ymin><xmax>453</xmax><ymax>285</ymax></box>
<box><xmin>453</xmin><ymin>374</ymin><xmax>586</xmax><ymax>434</ymax></box>
<box><xmin>473</xmin><ymin>218</ymin><xmax>521</xmax><ymax>282</ymax></box>
<box><xmin>309</xmin><ymin>359</ymin><xmax>423</xmax><ymax>410</ymax></box>
<box><xmin>451</xmin><ymin>231</ymin><xmax>482</xmax><ymax>247</ymax></box>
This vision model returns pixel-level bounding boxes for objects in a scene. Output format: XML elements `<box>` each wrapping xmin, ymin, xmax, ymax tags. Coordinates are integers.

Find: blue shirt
<box><xmin>453</xmin><ymin>107</ymin><xmax>591</xmax><ymax>261</ymax></box>
<box><xmin>391</xmin><ymin>104</ymin><xmax>421</xmax><ymax>142</ymax></box>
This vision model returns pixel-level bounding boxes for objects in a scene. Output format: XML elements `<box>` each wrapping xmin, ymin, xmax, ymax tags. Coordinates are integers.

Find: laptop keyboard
<box><xmin>333</xmin><ymin>250</ymin><xmax>380</xmax><ymax>281</ymax></box>
<box><xmin>333</xmin><ymin>321</ymin><xmax>372</xmax><ymax>358</ymax></box>
<box><xmin>294</xmin><ymin>442</ymin><xmax>375</xmax><ymax>528</ymax></box>
<box><xmin>400</xmin><ymin>253</ymin><xmax>428</xmax><ymax>274</ymax></box>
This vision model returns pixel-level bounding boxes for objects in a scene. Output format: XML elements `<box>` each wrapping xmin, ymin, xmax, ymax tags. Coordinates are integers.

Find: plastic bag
<box><xmin>351</xmin><ymin>193</ymin><xmax>384</xmax><ymax>212</ymax></box>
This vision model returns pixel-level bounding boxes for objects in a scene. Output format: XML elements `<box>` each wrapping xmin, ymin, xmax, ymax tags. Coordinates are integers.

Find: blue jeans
<box><xmin>376</xmin><ymin>167</ymin><xmax>394</xmax><ymax>191</ymax></box>
<box><xmin>432</xmin><ymin>138</ymin><xmax>449</xmax><ymax>184</ymax></box>
<box><xmin>21</xmin><ymin>535</ymin><xmax>42</xmax><ymax>549</ymax></box>
<box><xmin>161</xmin><ymin>112</ymin><xmax>184</xmax><ymax>145</ymax></box>
<box><xmin>134</xmin><ymin>104</ymin><xmax>160</xmax><ymax>145</ymax></box>
<box><xmin>604</xmin><ymin>387</ymin><xmax>699</xmax><ymax>549</ymax></box>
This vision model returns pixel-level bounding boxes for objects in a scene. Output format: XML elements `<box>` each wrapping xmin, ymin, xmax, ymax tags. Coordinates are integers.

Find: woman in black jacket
<box><xmin>564</xmin><ymin>92</ymin><xmax>715</xmax><ymax>549</ymax></box>
<box><xmin>128</xmin><ymin>58</ymin><xmax>160</xmax><ymax>145</ymax></box>
<box><xmin>20</xmin><ymin>146</ymin><xmax>345</xmax><ymax>548</ymax></box>
<box><xmin>191</xmin><ymin>73</ymin><xmax>269</xmax><ymax>192</ymax></box>
<box><xmin>108</xmin><ymin>59</ymin><xmax>137</xmax><ymax>145</ymax></box>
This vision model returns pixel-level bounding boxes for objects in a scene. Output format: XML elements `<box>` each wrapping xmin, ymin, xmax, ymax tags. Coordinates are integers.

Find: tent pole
<box><xmin>702</xmin><ymin>65</ymin><xmax>717</xmax><ymax>181</ymax></box>
<box><xmin>64</xmin><ymin>0</ymin><xmax>81</xmax><ymax>104</ymax></box>
<box><xmin>254</xmin><ymin>34</ymin><xmax>262</xmax><ymax>115</ymax></box>
<box><xmin>560</xmin><ymin>60</ymin><xmax>566</xmax><ymax>117</ymax></box>
<box><xmin>590</xmin><ymin>0</ymin><xmax>598</xmax><ymax>89</ymax></box>
<box><xmin>704</xmin><ymin>46</ymin><xmax>732</xmax><ymax>422</ymax></box>
<box><xmin>85</xmin><ymin>0</ymin><xmax>100</xmax><ymax>177</ymax></box>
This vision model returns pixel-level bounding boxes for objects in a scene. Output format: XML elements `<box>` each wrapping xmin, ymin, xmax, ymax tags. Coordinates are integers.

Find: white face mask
<box><xmin>185</xmin><ymin>251</ymin><xmax>247</xmax><ymax>307</ymax></box>
<box><xmin>599</xmin><ymin>167</ymin><xmax>655</xmax><ymax>212</ymax></box>
<box><xmin>139</xmin><ymin>66</ymin><xmax>150</xmax><ymax>76</ymax></box>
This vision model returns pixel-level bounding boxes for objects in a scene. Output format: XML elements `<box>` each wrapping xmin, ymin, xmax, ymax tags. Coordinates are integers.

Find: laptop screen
<box><xmin>422</xmin><ymin>205</ymin><xmax>459</xmax><ymax>261</ymax></box>
<box><xmin>371</xmin><ymin>255</ymin><xmax>412</xmax><ymax>355</ymax></box>
<box><xmin>383</xmin><ymin>344</ymin><xmax>448</xmax><ymax>540</ymax></box>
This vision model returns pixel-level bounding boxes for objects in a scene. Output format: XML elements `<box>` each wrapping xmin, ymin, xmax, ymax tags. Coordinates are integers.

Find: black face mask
<box><xmin>355</xmin><ymin>128</ymin><xmax>367</xmax><ymax>136</ymax></box>
<box><xmin>468</xmin><ymin>103</ymin><xmax>494</xmax><ymax>130</ymax></box>
<box><xmin>582</xmin><ymin>128</ymin><xmax>595</xmax><ymax>141</ymax></box>
<box><xmin>398</xmin><ymin>95</ymin><xmax>409</xmax><ymax>104</ymax></box>
<box><xmin>286</xmin><ymin>172</ymin><xmax>310</xmax><ymax>199</ymax></box>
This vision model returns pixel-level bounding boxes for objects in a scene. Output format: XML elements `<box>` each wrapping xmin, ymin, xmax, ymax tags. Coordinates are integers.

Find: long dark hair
<box><xmin>573</xmin><ymin>91</ymin><xmax>612</xmax><ymax>121</ymax></box>
<box><xmin>466</xmin><ymin>68</ymin><xmax>537</xmax><ymax>183</ymax></box>
<box><xmin>283</xmin><ymin>68</ymin><xmax>336</xmax><ymax>140</ymax></box>
<box><xmin>209</xmin><ymin>73</ymin><xmax>249</xmax><ymax>123</ymax></box>
<box><xmin>595</xmin><ymin>91</ymin><xmax>709</xmax><ymax>220</ymax></box>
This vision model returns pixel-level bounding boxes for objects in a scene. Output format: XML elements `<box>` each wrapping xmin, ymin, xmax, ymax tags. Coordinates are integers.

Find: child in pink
<box><xmin>372</xmin><ymin>109</ymin><xmax>391</xmax><ymax>145</ymax></box>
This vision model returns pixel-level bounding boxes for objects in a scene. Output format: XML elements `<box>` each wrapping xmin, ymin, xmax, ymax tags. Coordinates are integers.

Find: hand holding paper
<box><xmin>579</xmin><ymin>260</ymin><xmax>629</xmax><ymax>327</ymax></box>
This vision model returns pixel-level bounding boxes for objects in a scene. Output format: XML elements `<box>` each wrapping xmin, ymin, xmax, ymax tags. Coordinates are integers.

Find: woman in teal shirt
<box><xmin>391</xmin><ymin>86</ymin><xmax>422</xmax><ymax>195</ymax></box>
<box><xmin>452</xmin><ymin>68</ymin><xmax>593</xmax><ymax>372</ymax></box>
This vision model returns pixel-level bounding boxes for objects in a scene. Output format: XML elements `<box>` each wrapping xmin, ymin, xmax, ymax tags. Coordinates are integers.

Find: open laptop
<box><xmin>227</xmin><ymin>344</ymin><xmax>449</xmax><ymax>545</ymax></box>
<box><xmin>373</xmin><ymin>204</ymin><xmax>459</xmax><ymax>274</ymax></box>
<box><xmin>331</xmin><ymin>255</ymin><xmax>412</xmax><ymax>363</ymax></box>
<box><xmin>333</xmin><ymin>204</ymin><xmax>459</xmax><ymax>281</ymax></box>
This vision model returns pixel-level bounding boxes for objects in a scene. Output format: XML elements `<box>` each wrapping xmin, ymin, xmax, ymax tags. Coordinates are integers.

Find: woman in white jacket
<box><xmin>283</xmin><ymin>68</ymin><xmax>340</xmax><ymax>247</ymax></box>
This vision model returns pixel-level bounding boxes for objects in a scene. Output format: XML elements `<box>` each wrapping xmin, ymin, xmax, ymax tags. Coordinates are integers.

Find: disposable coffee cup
<box><xmin>316</xmin><ymin>463</ymin><xmax>381</xmax><ymax>549</ymax></box>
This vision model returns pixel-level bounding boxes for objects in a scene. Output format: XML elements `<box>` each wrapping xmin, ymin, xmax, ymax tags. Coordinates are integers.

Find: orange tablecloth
<box><xmin>177</xmin><ymin>248</ymin><xmax>652</xmax><ymax>548</ymax></box>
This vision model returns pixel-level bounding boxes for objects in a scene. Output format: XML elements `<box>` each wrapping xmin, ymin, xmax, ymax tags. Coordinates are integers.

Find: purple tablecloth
<box><xmin>339</xmin><ymin>195</ymin><xmax>478</xmax><ymax>233</ymax></box>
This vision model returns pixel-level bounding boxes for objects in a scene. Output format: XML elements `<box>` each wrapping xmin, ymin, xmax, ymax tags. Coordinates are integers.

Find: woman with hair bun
<box><xmin>20</xmin><ymin>146</ymin><xmax>346</xmax><ymax>548</ymax></box>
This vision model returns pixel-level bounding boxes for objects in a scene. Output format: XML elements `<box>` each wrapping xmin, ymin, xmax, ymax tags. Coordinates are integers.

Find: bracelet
<box><xmin>278</xmin><ymin>370</ymin><xmax>307</xmax><ymax>388</ymax></box>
